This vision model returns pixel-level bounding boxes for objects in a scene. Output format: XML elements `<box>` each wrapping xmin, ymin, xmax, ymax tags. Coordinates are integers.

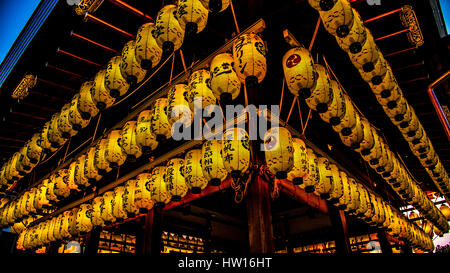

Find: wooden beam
<box><xmin>278</xmin><ymin>180</ymin><xmax>328</xmax><ymax>214</ymax></box>
<box><xmin>327</xmin><ymin>203</ymin><xmax>351</xmax><ymax>254</ymax></box>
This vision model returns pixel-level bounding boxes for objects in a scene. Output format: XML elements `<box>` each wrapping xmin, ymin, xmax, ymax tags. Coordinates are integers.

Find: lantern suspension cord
<box><xmin>62</xmin><ymin>138</ymin><xmax>72</xmax><ymax>164</ymax></box>
<box><xmin>179</xmin><ymin>49</ymin><xmax>189</xmax><ymax>80</ymax></box>
<box><xmin>169</xmin><ymin>52</ymin><xmax>176</xmax><ymax>86</ymax></box>
<box><xmin>92</xmin><ymin>114</ymin><xmax>102</xmax><ymax>144</ymax></box>
<box><xmin>302</xmin><ymin>109</ymin><xmax>312</xmax><ymax>136</ymax></box>
<box><xmin>64</xmin><ymin>136</ymin><xmax>94</xmax><ymax>159</ymax></box>
<box><xmin>309</xmin><ymin>17</ymin><xmax>322</xmax><ymax>52</ymax></box>
<box><xmin>40</xmin><ymin>144</ymin><xmax>65</xmax><ymax>165</ymax></box>
<box><xmin>279</xmin><ymin>78</ymin><xmax>285</xmax><ymax>115</ymax></box>
<box><xmin>285</xmin><ymin>96</ymin><xmax>298</xmax><ymax>124</ymax></box>
<box><xmin>112</xmin><ymin>51</ymin><xmax>175</xmax><ymax>106</ymax></box>
<box><xmin>229</xmin><ymin>0</ymin><xmax>240</xmax><ymax>34</ymax></box>
<box><xmin>295</xmin><ymin>97</ymin><xmax>304</xmax><ymax>132</ymax></box>
<box><xmin>243</xmin><ymin>83</ymin><xmax>249</xmax><ymax>107</ymax></box>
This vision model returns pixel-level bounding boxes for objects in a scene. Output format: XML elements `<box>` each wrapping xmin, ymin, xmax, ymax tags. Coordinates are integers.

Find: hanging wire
<box><xmin>296</xmin><ymin>97</ymin><xmax>304</xmax><ymax>131</ymax></box>
<box><xmin>229</xmin><ymin>0</ymin><xmax>240</xmax><ymax>34</ymax></box>
<box><xmin>279</xmin><ymin>77</ymin><xmax>285</xmax><ymax>114</ymax></box>
<box><xmin>309</xmin><ymin>17</ymin><xmax>322</xmax><ymax>52</ymax></box>
<box><xmin>168</xmin><ymin>52</ymin><xmax>176</xmax><ymax>86</ymax></box>
<box><xmin>62</xmin><ymin>138</ymin><xmax>72</xmax><ymax>164</ymax></box>
<box><xmin>91</xmin><ymin>113</ymin><xmax>102</xmax><ymax>145</ymax></box>
<box><xmin>285</xmin><ymin>96</ymin><xmax>298</xmax><ymax>124</ymax></box>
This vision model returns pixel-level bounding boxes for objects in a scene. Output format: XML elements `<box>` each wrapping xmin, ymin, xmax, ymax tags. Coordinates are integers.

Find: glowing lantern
<box><xmin>135</xmin><ymin>110</ymin><xmax>159</xmax><ymax>154</ymax></box>
<box><xmin>232</xmin><ymin>33</ymin><xmax>267</xmax><ymax>87</ymax></box>
<box><xmin>119</xmin><ymin>121</ymin><xmax>143</xmax><ymax>161</ymax></box>
<box><xmin>39</xmin><ymin>122</ymin><xmax>57</xmax><ymax>154</ymax></box>
<box><xmin>91</xmin><ymin>69</ymin><xmax>115</xmax><ymax>110</ymax></box>
<box><xmin>121</xmin><ymin>40</ymin><xmax>147</xmax><ymax>85</ymax></box>
<box><xmin>94</xmin><ymin>138</ymin><xmax>112</xmax><ymax>175</ymax></box>
<box><xmin>286</xmin><ymin>140</ymin><xmax>310</xmax><ymax>186</ymax></box>
<box><xmin>302</xmin><ymin>148</ymin><xmax>320</xmax><ymax>193</ymax></box>
<box><xmin>26</xmin><ymin>188</ymin><xmax>38</xmax><ymax>215</ymax></box>
<box><xmin>398</xmin><ymin>106</ymin><xmax>418</xmax><ymax>133</ymax></box>
<box><xmin>105</xmin><ymin>56</ymin><xmax>130</xmax><ymax>98</ymax></box>
<box><xmin>153</xmin><ymin>5</ymin><xmax>185</xmax><ymax>54</ymax></box>
<box><xmin>339</xmin><ymin>114</ymin><xmax>364</xmax><ymax>149</ymax></box>
<box><xmin>361</xmin><ymin>133</ymin><xmax>382</xmax><ymax>166</ymax></box>
<box><xmin>328</xmin><ymin>163</ymin><xmax>343</xmax><ymax>203</ymax></box>
<box><xmin>331</xmin><ymin>94</ymin><xmax>357</xmax><ymax>135</ymax></box>
<box><xmin>16</xmin><ymin>146</ymin><xmax>35</xmax><ymax>175</ymax></box>
<box><xmin>66</xmin><ymin>161</ymin><xmax>80</xmax><ymax>195</ymax></box>
<box><xmin>335</xmin><ymin>9</ymin><xmax>366</xmax><ymax>53</ymax></box>
<box><xmin>100</xmin><ymin>191</ymin><xmax>116</xmax><ymax>225</ymax></box>
<box><xmin>105</xmin><ymin>130</ymin><xmax>127</xmax><ymax>169</ymax></box>
<box><xmin>319</xmin><ymin>0</ymin><xmax>354</xmax><ymax>37</ymax></box>
<box><xmin>209</xmin><ymin>53</ymin><xmax>241</xmax><ymax>103</ymax></box>
<box><xmin>345</xmin><ymin>178</ymin><xmax>360</xmax><ymax>214</ymax></box>
<box><xmin>123</xmin><ymin>179</ymin><xmax>139</xmax><ymax>217</ymax></box>
<box><xmin>222</xmin><ymin>127</ymin><xmax>251</xmax><ymax>178</ymax></box>
<box><xmin>59</xmin><ymin>211</ymin><xmax>71</xmax><ymax>239</ymax></box>
<box><xmin>166</xmin><ymin>84</ymin><xmax>193</xmax><ymax>127</ymax></box>
<box><xmin>282</xmin><ymin>46</ymin><xmax>317</xmax><ymax>98</ymax></box>
<box><xmin>135</xmin><ymin>172</ymin><xmax>155</xmax><ymax>213</ymax></box>
<box><xmin>150</xmin><ymin>98</ymin><xmax>172</xmax><ymax>141</ymax></box>
<box><xmin>187</xmin><ymin>69</ymin><xmax>216</xmax><ymax>112</ymax></box>
<box><xmin>185</xmin><ymin>150</ymin><xmax>210</xmax><ymax>193</ymax></box>
<box><xmin>84</xmin><ymin>147</ymin><xmax>103</xmax><ymax>184</ymax></box>
<box><xmin>91</xmin><ymin>196</ymin><xmax>105</xmax><ymax>227</ymax></box>
<box><xmin>336</xmin><ymin>171</ymin><xmax>351</xmax><ymax>209</ymax></box>
<box><xmin>68</xmin><ymin>94</ymin><xmax>91</xmax><ymax>131</ymax></box>
<box><xmin>34</xmin><ymin>184</ymin><xmax>50</xmax><ymax>212</ymax></box>
<box><xmin>149</xmin><ymin>166</ymin><xmax>171</xmax><ymax>208</ymax></box>
<box><xmin>200</xmin><ymin>0</ymin><xmax>230</xmax><ymax>13</ymax></box>
<box><xmin>58</xmin><ymin>103</ymin><xmax>78</xmax><ymax>139</ymax></box>
<box><xmin>164</xmin><ymin>158</ymin><xmax>188</xmax><ymax>200</ymax></box>
<box><xmin>53</xmin><ymin>169</ymin><xmax>71</xmax><ymax>200</ymax></box>
<box><xmin>135</xmin><ymin>22</ymin><xmax>163</xmax><ymax>70</ymax></box>
<box><xmin>177</xmin><ymin>0</ymin><xmax>209</xmax><ymax>35</ymax></box>
<box><xmin>68</xmin><ymin>207</ymin><xmax>80</xmax><ymax>238</ymax></box>
<box><xmin>26</xmin><ymin>134</ymin><xmax>43</xmax><ymax>165</ymax></box>
<box><xmin>76</xmin><ymin>204</ymin><xmax>93</xmax><ymax>234</ymax></box>
<box><xmin>319</xmin><ymin>80</ymin><xmax>346</xmax><ymax>125</ymax></box>
<box><xmin>439</xmin><ymin>205</ymin><xmax>450</xmax><ymax>220</ymax></box>
<box><xmin>78</xmin><ymin>81</ymin><xmax>99</xmax><ymax>119</ymax></box>
<box><xmin>382</xmin><ymin>95</ymin><xmax>408</xmax><ymax>121</ymax></box>
<box><xmin>74</xmin><ymin>155</ymin><xmax>90</xmax><ymax>190</ymax></box>
<box><xmin>112</xmin><ymin>186</ymin><xmax>127</xmax><ymax>221</ymax></box>
<box><xmin>304</xmin><ymin>64</ymin><xmax>332</xmax><ymax>112</ymax></box>
<box><xmin>264</xmin><ymin>127</ymin><xmax>294</xmax><ymax>179</ymax></box>
<box><xmin>369</xmin><ymin>67</ymin><xmax>398</xmax><ymax>96</ymax></box>
<box><xmin>355</xmin><ymin>186</ymin><xmax>369</xmax><ymax>217</ymax></box>
<box><xmin>358</xmin><ymin>56</ymin><xmax>389</xmax><ymax>85</ymax></box>
<box><xmin>201</xmin><ymin>140</ymin><xmax>228</xmax><ymax>186</ymax></box>
<box><xmin>376</xmin><ymin>86</ymin><xmax>402</xmax><ymax>118</ymax></box>
<box><xmin>308</xmin><ymin>0</ymin><xmax>337</xmax><ymax>11</ymax></box>
<box><xmin>348</xmin><ymin>30</ymin><xmax>379</xmax><ymax>72</ymax></box>
<box><xmin>45</xmin><ymin>178</ymin><xmax>59</xmax><ymax>205</ymax></box>
<box><xmin>48</xmin><ymin>113</ymin><xmax>67</xmax><ymax>148</ymax></box>
<box><xmin>315</xmin><ymin>157</ymin><xmax>334</xmax><ymax>199</ymax></box>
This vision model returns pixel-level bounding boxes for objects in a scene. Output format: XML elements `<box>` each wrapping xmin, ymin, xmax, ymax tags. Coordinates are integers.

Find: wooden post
<box><xmin>246</xmin><ymin>175</ymin><xmax>275</xmax><ymax>253</ymax></box>
<box><xmin>84</xmin><ymin>226</ymin><xmax>100</xmax><ymax>255</ymax></box>
<box><xmin>142</xmin><ymin>209</ymin><xmax>163</xmax><ymax>255</ymax></box>
<box><xmin>377</xmin><ymin>231</ymin><xmax>393</xmax><ymax>254</ymax></box>
<box><xmin>327</xmin><ymin>203</ymin><xmax>351</xmax><ymax>254</ymax></box>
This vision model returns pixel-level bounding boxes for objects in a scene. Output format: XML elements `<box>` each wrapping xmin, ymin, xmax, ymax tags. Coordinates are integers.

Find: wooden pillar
<box><xmin>246</xmin><ymin>176</ymin><xmax>275</xmax><ymax>253</ymax></box>
<box><xmin>142</xmin><ymin>209</ymin><xmax>163</xmax><ymax>255</ymax></box>
<box><xmin>327</xmin><ymin>203</ymin><xmax>351</xmax><ymax>254</ymax></box>
<box><xmin>84</xmin><ymin>226</ymin><xmax>100</xmax><ymax>255</ymax></box>
<box><xmin>377</xmin><ymin>231</ymin><xmax>393</xmax><ymax>254</ymax></box>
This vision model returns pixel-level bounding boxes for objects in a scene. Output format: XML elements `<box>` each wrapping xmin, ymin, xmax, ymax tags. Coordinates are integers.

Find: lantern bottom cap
<box><xmin>292</xmin><ymin>177</ymin><xmax>303</xmax><ymax>186</ymax></box>
<box><xmin>304</xmin><ymin>186</ymin><xmax>315</xmax><ymax>193</ymax></box>
<box><xmin>191</xmin><ymin>187</ymin><xmax>202</xmax><ymax>194</ymax></box>
<box><xmin>141</xmin><ymin>60</ymin><xmax>153</xmax><ymax>70</ymax></box>
<box><xmin>210</xmin><ymin>178</ymin><xmax>221</xmax><ymax>186</ymax></box>
<box><xmin>96</xmin><ymin>102</ymin><xmax>106</xmax><ymax>111</ymax></box>
<box><xmin>275</xmin><ymin>171</ymin><xmax>287</xmax><ymax>179</ymax></box>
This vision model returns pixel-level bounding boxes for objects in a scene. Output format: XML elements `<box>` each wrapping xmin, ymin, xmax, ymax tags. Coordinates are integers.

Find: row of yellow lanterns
<box><xmin>307</xmin><ymin>0</ymin><xmax>450</xmax><ymax>199</ymax></box>
<box><xmin>0</xmin><ymin>0</ymin><xmax>233</xmax><ymax>193</ymax></box>
<box><xmin>409</xmin><ymin>204</ymin><xmax>450</xmax><ymax>238</ymax></box>
<box><xmin>281</xmin><ymin>41</ymin><xmax>449</xmax><ymax>235</ymax></box>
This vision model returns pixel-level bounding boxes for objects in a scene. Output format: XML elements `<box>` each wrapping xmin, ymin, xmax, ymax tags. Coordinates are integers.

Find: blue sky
<box><xmin>440</xmin><ymin>0</ymin><xmax>450</xmax><ymax>35</ymax></box>
<box><xmin>0</xmin><ymin>0</ymin><xmax>41</xmax><ymax>65</ymax></box>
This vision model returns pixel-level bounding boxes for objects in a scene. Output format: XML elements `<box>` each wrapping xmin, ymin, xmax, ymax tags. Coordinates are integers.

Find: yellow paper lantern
<box><xmin>74</xmin><ymin>155</ymin><xmax>90</xmax><ymax>190</ymax></box>
<box><xmin>166</xmin><ymin>84</ymin><xmax>193</xmax><ymax>127</ymax></box>
<box><xmin>68</xmin><ymin>93</ymin><xmax>90</xmax><ymax>131</ymax></box>
<box><xmin>34</xmin><ymin>184</ymin><xmax>50</xmax><ymax>212</ymax></box>
<box><xmin>53</xmin><ymin>169</ymin><xmax>71</xmax><ymax>201</ymax></box>
<box><xmin>336</xmin><ymin>171</ymin><xmax>351</xmax><ymax>209</ymax></box>
<box><xmin>222</xmin><ymin>127</ymin><xmax>251</xmax><ymax>178</ymax></box>
<box><xmin>91</xmin><ymin>196</ymin><xmax>105</xmax><ymax>227</ymax></box>
<box><xmin>94</xmin><ymin>138</ymin><xmax>113</xmax><ymax>175</ymax></box>
<box><xmin>48</xmin><ymin>112</ymin><xmax>67</xmax><ymax>148</ymax></box>
<box><xmin>319</xmin><ymin>0</ymin><xmax>354</xmax><ymax>37</ymax></box>
<box><xmin>119</xmin><ymin>121</ymin><xmax>143</xmax><ymax>161</ymax></box>
<box><xmin>68</xmin><ymin>207</ymin><xmax>80</xmax><ymax>238</ymax></box>
<box><xmin>105</xmin><ymin>130</ymin><xmax>127</xmax><ymax>169</ymax></box>
<box><xmin>305</xmin><ymin>64</ymin><xmax>333</xmax><ymax>112</ymax></box>
<box><xmin>319</xmin><ymin>80</ymin><xmax>346</xmax><ymax>125</ymax></box>
<box><xmin>165</xmin><ymin>158</ymin><xmax>188</xmax><ymax>200</ymax></box>
<box><xmin>78</xmin><ymin>81</ymin><xmax>100</xmax><ymax>119</ymax></box>
<box><xmin>187</xmin><ymin>69</ymin><xmax>216</xmax><ymax>112</ymax></box>
<box><xmin>345</xmin><ymin>178</ymin><xmax>360</xmax><ymax>214</ymax></box>
<box><xmin>398</xmin><ymin>106</ymin><xmax>418</xmax><ymax>134</ymax></box>
<box><xmin>84</xmin><ymin>147</ymin><xmax>103</xmax><ymax>184</ymax></box>
<box><xmin>66</xmin><ymin>161</ymin><xmax>80</xmax><ymax>195</ymax></box>
<box><xmin>264</xmin><ymin>127</ymin><xmax>294</xmax><ymax>179</ymax></box>
<box><xmin>26</xmin><ymin>188</ymin><xmax>38</xmax><ymax>215</ymax></box>
<box><xmin>153</xmin><ymin>4</ymin><xmax>185</xmax><ymax>53</ymax></box>
<box><xmin>335</xmin><ymin>9</ymin><xmax>367</xmax><ymax>53</ymax></box>
<box><xmin>369</xmin><ymin>66</ymin><xmax>398</xmax><ymax>96</ymax></box>
<box><xmin>315</xmin><ymin>157</ymin><xmax>334</xmax><ymax>199</ymax></box>
<box><xmin>184</xmin><ymin>150</ymin><xmax>209</xmax><ymax>193</ymax></box>
<box><xmin>328</xmin><ymin>163</ymin><xmax>343</xmax><ymax>203</ymax></box>
<box><xmin>112</xmin><ymin>186</ymin><xmax>127</xmax><ymax>221</ymax></box>
<box><xmin>16</xmin><ymin>146</ymin><xmax>35</xmax><ymax>175</ymax></box>
<box><xmin>201</xmin><ymin>140</ymin><xmax>228</xmax><ymax>186</ymax></box>
<box><xmin>135</xmin><ymin>22</ymin><xmax>163</xmax><ymax>70</ymax></box>
<box><xmin>177</xmin><ymin>0</ymin><xmax>209</xmax><ymax>35</ymax></box>
<box><xmin>57</xmin><ymin>103</ymin><xmax>78</xmax><ymax>139</ymax></box>
<box><xmin>105</xmin><ymin>56</ymin><xmax>130</xmax><ymax>98</ymax></box>
<box><xmin>38</xmin><ymin>122</ymin><xmax>57</xmax><ymax>154</ymax></box>
<box><xmin>100</xmin><ymin>191</ymin><xmax>116</xmax><ymax>225</ymax></box>
<box><xmin>303</xmin><ymin>148</ymin><xmax>320</xmax><ymax>193</ymax></box>
<box><xmin>209</xmin><ymin>53</ymin><xmax>241</xmax><ymax>103</ymax></box>
<box><xmin>287</xmin><ymin>138</ymin><xmax>309</xmax><ymax>185</ymax></box>
<box><xmin>149</xmin><ymin>166</ymin><xmax>171</xmax><ymax>208</ymax></box>
<box><xmin>282</xmin><ymin>46</ymin><xmax>317</xmax><ymax>98</ymax></box>
<box><xmin>232</xmin><ymin>33</ymin><xmax>267</xmax><ymax>87</ymax></box>
<box><xmin>58</xmin><ymin>211</ymin><xmax>71</xmax><ymax>240</ymax></box>
<box><xmin>358</xmin><ymin>55</ymin><xmax>389</xmax><ymax>85</ymax></box>
<box><xmin>26</xmin><ymin>134</ymin><xmax>43</xmax><ymax>165</ymax></box>
<box><xmin>135</xmin><ymin>110</ymin><xmax>159</xmax><ymax>154</ymax></box>
<box><xmin>123</xmin><ymin>179</ymin><xmax>139</xmax><ymax>217</ymax></box>
<box><xmin>308</xmin><ymin>0</ymin><xmax>337</xmax><ymax>11</ymax></box>
<box><xmin>121</xmin><ymin>40</ymin><xmax>147</xmax><ymax>85</ymax></box>
<box><xmin>355</xmin><ymin>185</ymin><xmax>369</xmax><ymax>217</ymax></box>
<box><xmin>200</xmin><ymin>0</ymin><xmax>230</xmax><ymax>13</ymax></box>
<box><xmin>76</xmin><ymin>204</ymin><xmax>93</xmax><ymax>234</ymax></box>
<box><xmin>45</xmin><ymin>177</ymin><xmax>60</xmax><ymax>205</ymax></box>
<box><xmin>348</xmin><ymin>29</ymin><xmax>379</xmax><ymax>72</ymax></box>
<box><xmin>135</xmin><ymin>172</ymin><xmax>155</xmax><ymax>213</ymax></box>
<box><xmin>382</xmin><ymin>95</ymin><xmax>408</xmax><ymax>121</ymax></box>
<box><xmin>5</xmin><ymin>154</ymin><xmax>22</xmax><ymax>182</ymax></box>
<box><xmin>339</xmin><ymin>113</ymin><xmax>364</xmax><ymax>149</ymax></box>
<box><xmin>331</xmin><ymin>94</ymin><xmax>357</xmax><ymax>135</ymax></box>
<box><xmin>150</xmin><ymin>98</ymin><xmax>172</xmax><ymax>141</ymax></box>
<box><xmin>91</xmin><ymin>69</ymin><xmax>115</xmax><ymax>110</ymax></box>
<box><xmin>439</xmin><ymin>205</ymin><xmax>450</xmax><ymax>220</ymax></box>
